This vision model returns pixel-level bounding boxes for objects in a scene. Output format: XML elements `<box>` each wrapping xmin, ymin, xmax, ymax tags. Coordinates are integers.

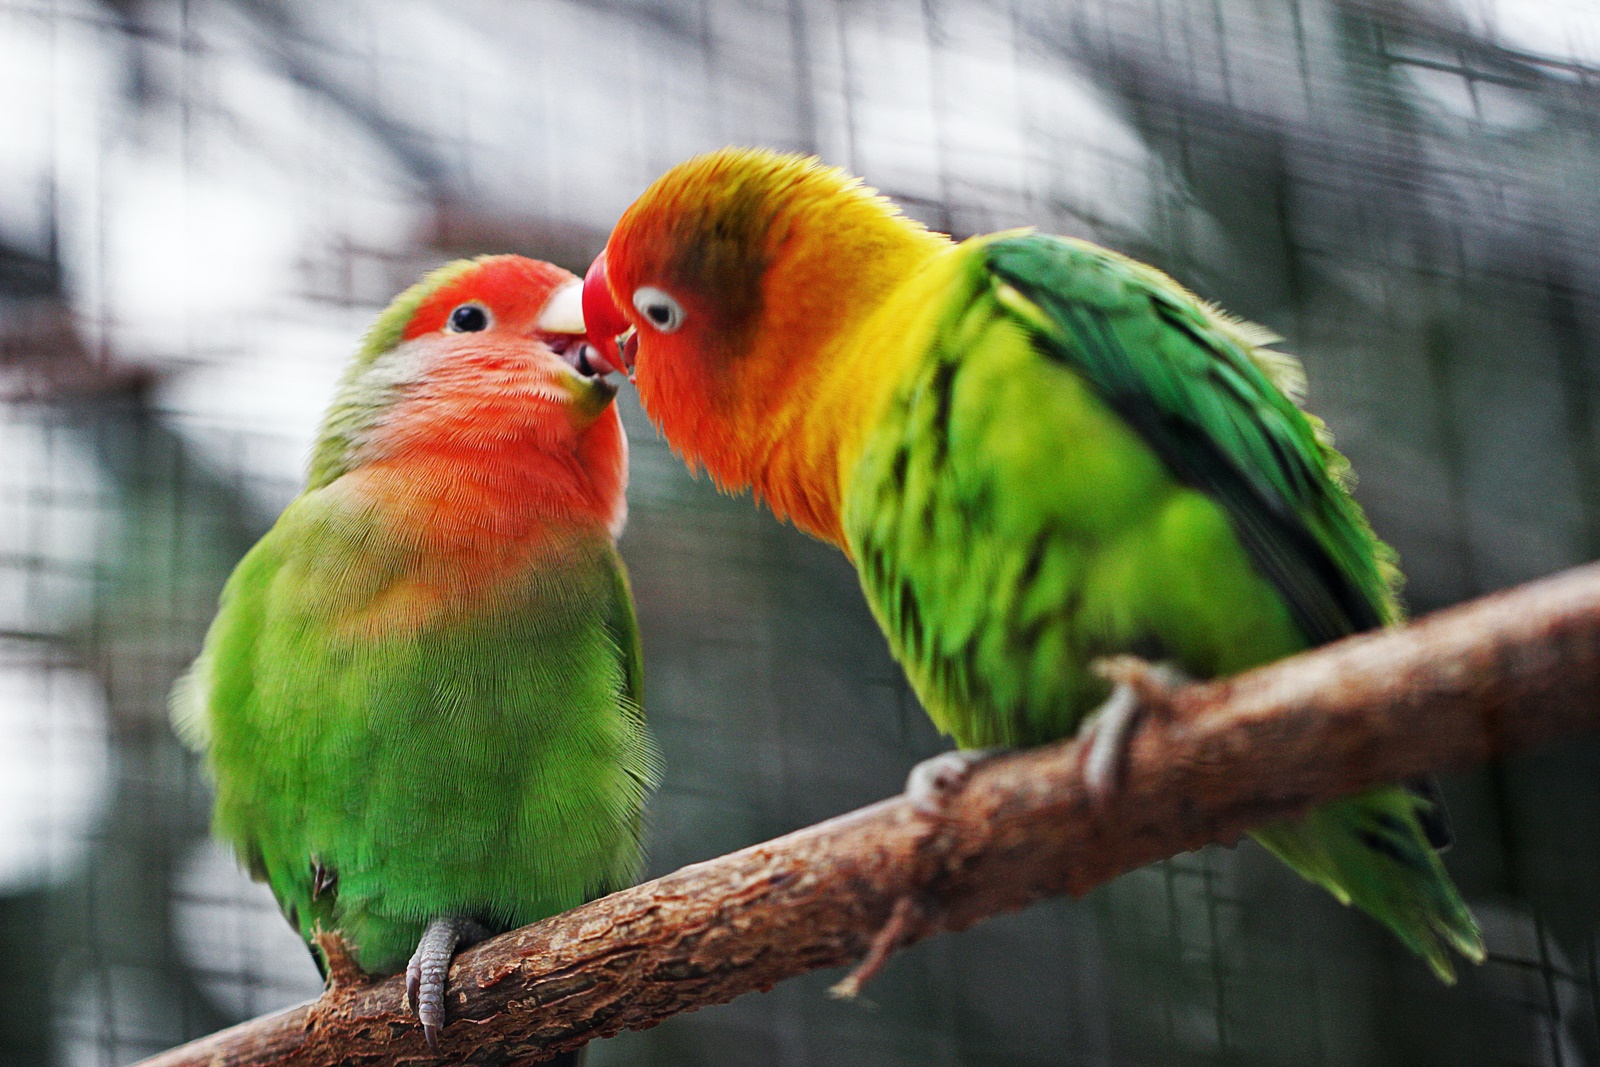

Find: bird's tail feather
<box><xmin>1251</xmin><ymin>785</ymin><xmax>1485</xmax><ymax>982</ymax></box>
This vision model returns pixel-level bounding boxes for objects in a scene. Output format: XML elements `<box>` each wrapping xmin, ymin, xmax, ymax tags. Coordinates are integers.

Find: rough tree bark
<box><xmin>137</xmin><ymin>562</ymin><xmax>1600</xmax><ymax>1067</ymax></box>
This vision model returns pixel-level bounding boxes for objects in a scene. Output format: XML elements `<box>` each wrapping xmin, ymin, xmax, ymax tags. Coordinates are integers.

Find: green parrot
<box><xmin>173</xmin><ymin>254</ymin><xmax>657</xmax><ymax>1051</ymax></box>
<box><xmin>579</xmin><ymin>147</ymin><xmax>1483</xmax><ymax>981</ymax></box>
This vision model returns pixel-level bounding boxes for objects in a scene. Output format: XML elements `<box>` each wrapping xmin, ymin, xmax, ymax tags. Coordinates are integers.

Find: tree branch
<box><xmin>136</xmin><ymin>562</ymin><xmax>1600</xmax><ymax>1067</ymax></box>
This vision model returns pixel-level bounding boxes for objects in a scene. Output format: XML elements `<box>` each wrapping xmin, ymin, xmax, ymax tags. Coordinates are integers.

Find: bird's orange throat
<box><xmin>635</xmin><ymin>249</ymin><xmax>961</xmax><ymax>552</ymax></box>
<box><xmin>353</xmin><ymin>419</ymin><xmax>626</xmax><ymax>556</ymax></box>
<box><xmin>328</xmin><ymin>368</ymin><xmax>627</xmax><ymax>637</ymax></box>
<box><xmin>633</xmin><ymin>328</ymin><xmax>852</xmax><ymax>546</ymax></box>
<box><xmin>366</xmin><ymin>334</ymin><xmax>627</xmax><ymax>539</ymax></box>
<box><xmin>632</xmin><ymin>242</ymin><xmax>951</xmax><ymax>550</ymax></box>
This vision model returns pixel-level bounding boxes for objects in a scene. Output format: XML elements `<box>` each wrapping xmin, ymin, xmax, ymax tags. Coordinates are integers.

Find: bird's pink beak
<box><xmin>582</xmin><ymin>251</ymin><xmax>635</xmax><ymax>377</ymax></box>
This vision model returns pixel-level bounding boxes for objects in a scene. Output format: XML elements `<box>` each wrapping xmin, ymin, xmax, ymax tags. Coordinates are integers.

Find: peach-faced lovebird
<box><xmin>580</xmin><ymin>147</ymin><xmax>1482</xmax><ymax>980</ymax></box>
<box><xmin>173</xmin><ymin>255</ymin><xmax>657</xmax><ymax>1049</ymax></box>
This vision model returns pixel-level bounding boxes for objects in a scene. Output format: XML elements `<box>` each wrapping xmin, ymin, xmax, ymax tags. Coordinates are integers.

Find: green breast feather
<box><xmin>174</xmin><ymin>488</ymin><xmax>657</xmax><ymax>975</ymax></box>
<box><xmin>843</xmin><ymin>232</ymin><xmax>1481</xmax><ymax>979</ymax></box>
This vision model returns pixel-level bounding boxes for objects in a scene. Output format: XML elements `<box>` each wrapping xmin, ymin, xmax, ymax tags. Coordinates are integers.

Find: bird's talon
<box><xmin>405</xmin><ymin>915</ymin><xmax>493</xmax><ymax>1048</ymax></box>
<box><xmin>1091</xmin><ymin>655</ymin><xmax>1189</xmax><ymax>714</ymax></box>
<box><xmin>905</xmin><ymin>749</ymin><xmax>998</xmax><ymax>817</ymax></box>
<box><xmin>1079</xmin><ymin>659</ymin><xmax>1192</xmax><ymax>801</ymax></box>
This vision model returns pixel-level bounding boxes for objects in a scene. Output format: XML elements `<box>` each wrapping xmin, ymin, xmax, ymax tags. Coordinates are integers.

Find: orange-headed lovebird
<box><xmin>579</xmin><ymin>147</ymin><xmax>1480</xmax><ymax>981</ymax></box>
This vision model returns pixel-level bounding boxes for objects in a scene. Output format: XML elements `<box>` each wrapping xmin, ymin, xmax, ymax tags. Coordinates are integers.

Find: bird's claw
<box><xmin>405</xmin><ymin>915</ymin><xmax>492</xmax><ymax>1051</ymax></box>
<box><xmin>1091</xmin><ymin>655</ymin><xmax>1189</xmax><ymax>704</ymax></box>
<box><xmin>404</xmin><ymin>941</ymin><xmax>446</xmax><ymax>1050</ymax></box>
<box><xmin>1080</xmin><ymin>656</ymin><xmax>1190</xmax><ymax>801</ymax></box>
<box><xmin>905</xmin><ymin>748</ymin><xmax>999</xmax><ymax>817</ymax></box>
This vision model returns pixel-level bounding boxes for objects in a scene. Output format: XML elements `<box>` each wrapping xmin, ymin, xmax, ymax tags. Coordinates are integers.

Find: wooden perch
<box><xmin>137</xmin><ymin>562</ymin><xmax>1600</xmax><ymax>1067</ymax></box>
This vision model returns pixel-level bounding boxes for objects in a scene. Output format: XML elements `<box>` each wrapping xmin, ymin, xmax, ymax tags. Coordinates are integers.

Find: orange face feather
<box><xmin>316</xmin><ymin>254</ymin><xmax>627</xmax><ymax>633</ymax></box>
<box><xmin>587</xmin><ymin>148</ymin><xmax>949</xmax><ymax>545</ymax></box>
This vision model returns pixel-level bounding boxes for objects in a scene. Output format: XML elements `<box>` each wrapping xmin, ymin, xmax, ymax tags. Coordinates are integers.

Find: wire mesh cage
<box><xmin>4</xmin><ymin>0</ymin><xmax>1600</xmax><ymax>1064</ymax></box>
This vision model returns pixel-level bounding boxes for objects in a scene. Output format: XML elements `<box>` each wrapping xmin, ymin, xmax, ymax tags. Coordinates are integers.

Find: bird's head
<box><xmin>581</xmin><ymin>147</ymin><xmax>945</xmax><ymax>489</ymax></box>
<box><xmin>309</xmin><ymin>255</ymin><xmax>626</xmax><ymax>530</ymax></box>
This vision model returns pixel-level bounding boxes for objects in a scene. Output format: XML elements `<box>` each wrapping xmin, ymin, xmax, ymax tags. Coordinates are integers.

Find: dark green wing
<box><xmin>985</xmin><ymin>235</ymin><xmax>1450</xmax><ymax>848</ymax></box>
<box><xmin>596</xmin><ymin>546</ymin><xmax>653</xmax><ymax>898</ymax></box>
<box><xmin>986</xmin><ymin>234</ymin><xmax>1396</xmax><ymax>645</ymax></box>
<box><xmin>603</xmin><ymin>548</ymin><xmax>646</xmax><ymax>718</ymax></box>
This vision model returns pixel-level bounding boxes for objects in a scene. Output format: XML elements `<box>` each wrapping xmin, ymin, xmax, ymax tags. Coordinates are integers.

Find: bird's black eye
<box><xmin>447</xmin><ymin>303</ymin><xmax>491</xmax><ymax>333</ymax></box>
<box><xmin>631</xmin><ymin>287</ymin><xmax>686</xmax><ymax>333</ymax></box>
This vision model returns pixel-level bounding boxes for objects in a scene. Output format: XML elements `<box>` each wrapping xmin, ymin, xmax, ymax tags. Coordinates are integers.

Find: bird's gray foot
<box><xmin>1079</xmin><ymin>656</ymin><xmax>1191</xmax><ymax>800</ymax></box>
<box><xmin>405</xmin><ymin>915</ymin><xmax>493</xmax><ymax>1050</ymax></box>
<box><xmin>841</xmin><ymin>751</ymin><xmax>1001</xmax><ymax>998</ymax></box>
<box><xmin>905</xmin><ymin>748</ymin><xmax>1001</xmax><ymax>817</ymax></box>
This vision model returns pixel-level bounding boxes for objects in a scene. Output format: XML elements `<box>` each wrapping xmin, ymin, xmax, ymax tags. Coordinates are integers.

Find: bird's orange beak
<box><xmin>582</xmin><ymin>250</ymin><xmax>635</xmax><ymax>377</ymax></box>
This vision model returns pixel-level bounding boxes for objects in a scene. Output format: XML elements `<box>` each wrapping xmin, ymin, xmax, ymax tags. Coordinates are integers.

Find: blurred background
<box><xmin>2</xmin><ymin>0</ymin><xmax>1600</xmax><ymax>1063</ymax></box>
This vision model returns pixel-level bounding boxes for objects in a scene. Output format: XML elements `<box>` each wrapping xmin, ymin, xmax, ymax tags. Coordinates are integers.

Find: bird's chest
<box><xmin>295</xmin><ymin>479</ymin><xmax>604</xmax><ymax>644</ymax></box>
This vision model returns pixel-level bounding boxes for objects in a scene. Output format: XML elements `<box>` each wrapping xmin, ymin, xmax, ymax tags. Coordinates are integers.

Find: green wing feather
<box><xmin>594</xmin><ymin>550</ymin><xmax>655</xmax><ymax>898</ymax></box>
<box><xmin>605</xmin><ymin>552</ymin><xmax>647</xmax><ymax>715</ymax></box>
<box><xmin>984</xmin><ymin>235</ymin><xmax>1399</xmax><ymax>643</ymax></box>
<box><xmin>845</xmin><ymin>232</ymin><xmax>1481</xmax><ymax>980</ymax></box>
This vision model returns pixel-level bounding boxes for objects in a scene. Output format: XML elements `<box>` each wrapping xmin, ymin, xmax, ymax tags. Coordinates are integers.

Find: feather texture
<box><xmin>844</xmin><ymin>233</ymin><xmax>1476</xmax><ymax>977</ymax></box>
<box><xmin>602</xmin><ymin>148</ymin><xmax>1481</xmax><ymax>981</ymax></box>
<box><xmin>175</xmin><ymin>256</ymin><xmax>656</xmax><ymax>975</ymax></box>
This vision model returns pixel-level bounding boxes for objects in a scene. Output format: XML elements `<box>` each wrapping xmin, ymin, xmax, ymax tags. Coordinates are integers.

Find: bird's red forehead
<box><xmin>403</xmin><ymin>256</ymin><xmax>575</xmax><ymax>340</ymax></box>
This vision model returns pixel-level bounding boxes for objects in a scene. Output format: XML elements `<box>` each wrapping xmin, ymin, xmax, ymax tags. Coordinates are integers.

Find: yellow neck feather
<box><xmin>751</xmin><ymin>224</ymin><xmax>954</xmax><ymax>548</ymax></box>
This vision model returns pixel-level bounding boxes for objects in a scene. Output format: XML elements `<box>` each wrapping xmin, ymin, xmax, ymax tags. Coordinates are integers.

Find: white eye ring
<box><xmin>632</xmin><ymin>287</ymin><xmax>686</xmax><ymax>333</ymax></box>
